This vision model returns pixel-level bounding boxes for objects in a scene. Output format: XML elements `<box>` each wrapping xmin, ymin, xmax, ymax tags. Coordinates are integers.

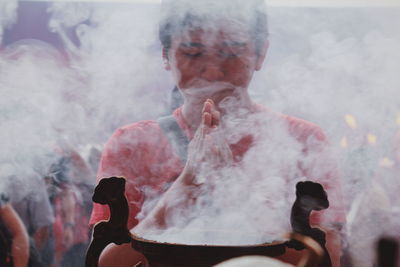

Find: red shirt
<box><xmin>89</xmin><ymin>106</ymin><xmax>345</xmax><ymax>229</ymax></box>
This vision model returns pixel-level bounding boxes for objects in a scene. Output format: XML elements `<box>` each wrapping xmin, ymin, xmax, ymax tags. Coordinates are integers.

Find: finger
<box><xmin>211</xmin><ymin>110</ymin><xmax>220</xmax><ymax>127</ymax></box>
<box><xmin>206</xmin><ymin>99</ymin><xmax>219</xmax><ymax>127</ymax></box>
<box><xmin>202</xmin><ymin>111</ymin><xmax>212</xmax><ymax>128</ymax></box>
<box><xmin>206</xmin><ymin>98</ymin><xmax>215</xmax><ymax>108</ymax></box>
<box><xmin>202</xmin><ymin>99</ymin><xmax>212</xmax><ymax>114</ymax></box>
<box><xmin>207</xmin><ymin>99</ymin><xmax>216</xmax><ymax>114</ymax></box>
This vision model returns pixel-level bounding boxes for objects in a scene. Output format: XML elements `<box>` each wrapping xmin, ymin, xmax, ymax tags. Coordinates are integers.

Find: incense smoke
<box><xmin>0</xmin><ymin>0</ymin><xmax>399</xmax><ymax>265</ymax></box>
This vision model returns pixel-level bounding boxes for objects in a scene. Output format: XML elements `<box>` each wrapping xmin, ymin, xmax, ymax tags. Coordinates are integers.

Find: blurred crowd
<box><xmin>0</xmin><ymin>20</ymin><xmax>103</xmax><ymax>265</ymax></box>
<box><xmin>0</xmin><ymin>143</ymin><xmax>101</xmax><ymax>267</ymax></box>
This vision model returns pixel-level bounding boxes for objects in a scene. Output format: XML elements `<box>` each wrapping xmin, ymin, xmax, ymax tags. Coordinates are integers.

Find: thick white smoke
<box><xmin>48</xmin><ymin>2</ymin><xmax>170</xmax><ymax>142</ymax></box>
<box><xmin>251</xmin><ymin>6</ymin><xmax>400</xmax><ymax>266</ymax></box>
<box><xmin>135</xmin><ymin>104</ymin><xmax>302</xmax><ymax>245</ymax></box>
<box><xmin>0</xmin><ymin>0</ymin><xmax>399</xmax><ymax>265</ymax></box>
<box><xmin>0</xmin><ymin>0</ymin><xmax>18</xmax><ymax>42</ymax></box>
<box><xmin>0</xmin><ymin>39</ymin><xmax>85</xmax><ymax>192</ymax></box>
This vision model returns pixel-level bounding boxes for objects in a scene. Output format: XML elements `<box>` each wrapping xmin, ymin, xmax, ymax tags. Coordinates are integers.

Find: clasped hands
<box><xmin>134</xmin><ymin>99</ymin><xmax>234</xmax><ymax>231</ymax></box>
<box><xmin>180</xmin><ymin>98</ymin><xmax>233</xmax><ymax>186</ymax></box>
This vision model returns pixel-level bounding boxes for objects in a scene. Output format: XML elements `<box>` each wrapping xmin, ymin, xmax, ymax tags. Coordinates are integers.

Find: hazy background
<box><xmin>0</xmin><ymin>0</ymin><xmax>399</xmax><ymax>266</ymax></box>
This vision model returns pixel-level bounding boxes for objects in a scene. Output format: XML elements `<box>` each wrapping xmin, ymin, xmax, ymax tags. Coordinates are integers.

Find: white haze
<box><xmin>252</xmin><ymin>7</ymin><xmax>400</xmax><ymax>266</ymax></box>
<box><xmin>0</xmin><ymin>0</ymin><xmax>398</xmax><ymax>265</ymax></box>
<box><xmin>0</xmin><ymin>0</ymin><xmax>18</xmax><ymax>42</ymax></box>
<box><xmin>135</xmin><ymin>102</ymin><xmax>301</xmax><ymax>245</ymax></box>
<box><xmin>134</xmin><ymin>96</ymin><xmax>340</xmax><ymax>245</ymax></box>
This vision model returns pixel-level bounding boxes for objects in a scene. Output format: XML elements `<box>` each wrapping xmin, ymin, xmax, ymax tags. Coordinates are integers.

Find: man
<box><xmin>90</xmin><ymin>0</ymin><xmax>344</xmax><ymax>266</ymax></box>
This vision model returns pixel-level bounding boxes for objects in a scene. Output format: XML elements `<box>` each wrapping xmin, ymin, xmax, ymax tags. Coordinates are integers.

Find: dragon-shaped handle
<box><xmin>85</xmin><ymin>177</ymin><xmax>132</xmax><ymax>267</ymax></box>
<box><xmin>288</xmin><ymin>181</ymin><xmax>332</xmax><ymax>267</ymax></box>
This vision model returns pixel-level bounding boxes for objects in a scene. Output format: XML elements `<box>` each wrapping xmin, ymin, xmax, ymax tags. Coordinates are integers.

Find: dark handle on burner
<box><xmin>85</xmin><ymin>177</ymin><xmax>132</xmax><ymax>267</ymax></box>
<box><xmin>288</xmin><ymin>181</ymin><xmax>332</xmax><ymax>267</ymax></box>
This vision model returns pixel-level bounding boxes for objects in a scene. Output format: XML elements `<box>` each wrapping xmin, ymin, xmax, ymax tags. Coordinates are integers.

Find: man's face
<box><xmin>166</xmin><ymin>23</ymin><xmax>266</xmax><ymax>105</ymax></box>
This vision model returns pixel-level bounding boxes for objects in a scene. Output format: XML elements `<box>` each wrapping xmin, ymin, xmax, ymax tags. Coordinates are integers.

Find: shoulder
<box><xmin>112</xmin><ymin>120</ymin><xmax>162</xmax><ymax>139</ymax></box>
<box><xmin>101</xmin><ymin>120</ymin><xmax>167</xmax><ymax>161</ymax></box>
<box><xmin>106</xmin><ymin>120</ymin><xmax>163</xmax><ymax>147</ymax></box>
<box><xmin>256</xmin><ymin>105</ymin><xmax>327</xmax><ymax>145</ymax></box>
<box><xmin>284</xmin><ymin>115</ymin><xmax>327</xmax><ymax>144</ymax></box>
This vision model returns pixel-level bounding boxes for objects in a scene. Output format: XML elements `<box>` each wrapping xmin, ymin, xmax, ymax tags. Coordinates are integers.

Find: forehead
<box><xmin>174</xmin><ymin>21</ymin><xmax>254</xmax><ymax>46</ymax></box>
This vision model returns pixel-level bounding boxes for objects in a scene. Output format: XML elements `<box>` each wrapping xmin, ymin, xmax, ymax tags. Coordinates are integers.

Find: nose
<box><xmin>200</xmin><ymin>63</ymin><xmax>224</xmax><ymax>82</ymax></box>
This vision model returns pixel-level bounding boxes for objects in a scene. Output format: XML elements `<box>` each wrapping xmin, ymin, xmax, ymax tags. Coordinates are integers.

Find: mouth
<box><xmin>183</xmin><ymin>82</ymin><xmax>236</xmax><ymax>98</ymax></box>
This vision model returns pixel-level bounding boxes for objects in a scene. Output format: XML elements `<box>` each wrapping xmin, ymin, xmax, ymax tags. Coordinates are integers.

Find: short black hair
<box><xmin>159</xmin><ymin>0</ymin><xmax>268</xmax><ymax>55</ymax></box>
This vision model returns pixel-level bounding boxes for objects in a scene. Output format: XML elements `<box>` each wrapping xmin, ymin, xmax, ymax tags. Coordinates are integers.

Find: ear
<box><xmin>255</xmin><ymin>40</ymin><xmax>269</xmax><ymax>71</ymax></box>
<box><xmin>162</xmin><ymin>47</ymin><xmax>171</xmax><ymax>71</ymax></box>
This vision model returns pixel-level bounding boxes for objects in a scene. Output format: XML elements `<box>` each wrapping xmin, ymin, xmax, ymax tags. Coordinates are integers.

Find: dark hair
<box><xmin>159</xmin><ymin>1</ymin><xmax>268</xmax><ymax>55</ymax></box>
<box><xmin>47</xmin><ymin>156</ymin><xmax>72</xmax><ymax>185</ymax></box>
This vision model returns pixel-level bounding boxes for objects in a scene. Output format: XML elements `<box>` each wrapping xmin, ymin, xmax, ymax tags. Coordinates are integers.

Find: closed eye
<box><xmin>180</xmin><ymin>42</ymin><xmax>205</xmax><ymax>57</ymax></box>
<box><xmin>220</xmin><ymin>41</ymin><xmax>247</xmax><ymax>58</ymax></box>
<box><xmin>183</xmin><ymin>51</ymin><xmax>204</xmax><ymax>57</ymax></box>
<box><xmin>219</xmin><ymin>50</ymin><xmax>241</xmax><ymax>58</ymax></box>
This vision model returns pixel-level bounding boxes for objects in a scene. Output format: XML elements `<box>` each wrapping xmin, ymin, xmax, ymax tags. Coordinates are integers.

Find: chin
<box><xmin>212</xmin><ymin>87</ymin><xmax>235</xmax><ymax>98</ymax></box>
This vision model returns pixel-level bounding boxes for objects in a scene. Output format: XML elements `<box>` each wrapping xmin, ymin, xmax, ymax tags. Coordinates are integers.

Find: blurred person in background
<box><xmin>90</xmin><ymin>0</ymin><xmax>345</xmax><ymax>266</ymax></box>
<box><xmin>0</xmin><ymin>40</ymin><xmax>57</xmax><ymax>267</ymax></box>
<box><xmin>0</xmin><ymin>192</ymin><xmax>30</xmax><ymax>267</ymax></box>
<box><xmin>45</xmin><ymin>145</ymin><xmax>93</xmax><ymax>267</ymax></box>
<box><xmin>6</xmin><ymin>172</ymin><xmax>55</xmax><ymax>267</ymax></box>
<box><xmin>1</xmin><ymin>36</ymin><xmax>94</xmax><ymax>266</ymax></box>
